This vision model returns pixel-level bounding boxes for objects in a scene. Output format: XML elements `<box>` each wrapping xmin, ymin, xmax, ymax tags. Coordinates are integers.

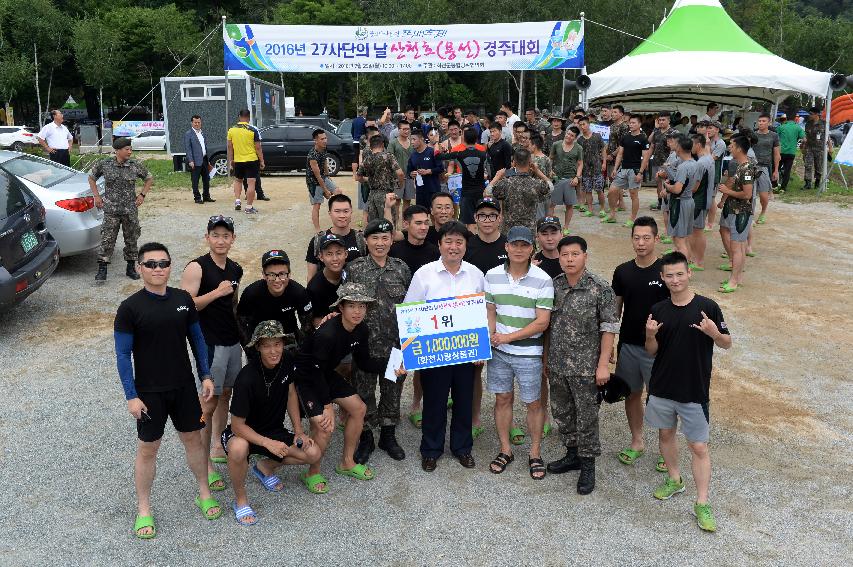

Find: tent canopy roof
<box><xmin>588</xmin><ymin>0</ymin><xmax>831</xmax><ymax>107</ymax></box>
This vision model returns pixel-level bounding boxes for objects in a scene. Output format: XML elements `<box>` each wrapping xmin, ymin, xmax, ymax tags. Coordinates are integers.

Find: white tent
<box><xmin>587</xmin><ymin>0</ymin><xmax>832</xmax><ymax>109</ymax></box>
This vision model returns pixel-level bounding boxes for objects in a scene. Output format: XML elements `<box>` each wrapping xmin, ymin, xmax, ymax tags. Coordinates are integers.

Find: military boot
<box><xmin>126</xmin><ymin>260</ymin><xmax>140</xmax><ymax>280</ymax></box>
<box><xmin>547</xmin><ymin>446</ymin><xmax>581</xmax><ymax>474</ymax></box>
<box><xmin>95</xmin><ymin>261</ymin><xmax>107</xmax><ymax>281</ymax></box>
<box><xmin>378</xmin><ymin>425</ymin><xmax>405</xmax><ymax>460</ymax></box>
<box><xmin>577</xmin><ymin>457</ymin><xmax>596</xmax><ymax>495</ymax></box>
<box><xmin>354</xmin><ymin>429</ymin><xmax>375</xmax><ymax>465</ymax></box>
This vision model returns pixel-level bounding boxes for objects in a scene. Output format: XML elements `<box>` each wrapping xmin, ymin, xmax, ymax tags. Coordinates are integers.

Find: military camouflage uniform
<box><xmin>346</xmin><ymin>254</ymin><xmax>412</xmax><ymax>428</ymax></box>
<box><xmin>546</xmin><ymin>270</ymin><xmax>620</xmax><ymax>458</ymax></box>
<box><xmin>533</xmin><ymin>154</ymin><xmax>553</xmax><ymax>219</ymax></box>
<box><xmin>89</xmin><ymin>157</ymin><xmax>151</xmax><ymax>263</ymax></box>
<box><xmin>802</xmin><ymin>118</ymin><xmax>827</xmax><ymax>183</ymax></box>
<box><xmin>491</xmin><ymin>173</ymin><xmax>550</xmax><ymax>235</ymax></box>
<box><xmin>357</xmin><ymin>150</ymin><xmax>401</xmax><ymax>222</ymax></box>
<box><xmin>607</xmin><ymin>120</ymin><xmax>630</xmax><ymax>177</ymax></box>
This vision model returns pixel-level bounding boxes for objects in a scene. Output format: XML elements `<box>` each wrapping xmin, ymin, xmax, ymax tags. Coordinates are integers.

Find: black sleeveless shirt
<box><xmin>193</xmin><ymin>253</ymin><xmax>243</xmax><ymax>346</ymax></box>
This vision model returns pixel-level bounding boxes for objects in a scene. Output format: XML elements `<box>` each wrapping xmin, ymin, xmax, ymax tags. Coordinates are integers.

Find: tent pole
<box><xmin>581</xmin><ymin>65</ymin><xmax>588</xmax><ymax>111</ymax></box>
<box><xmin>223</xmin><ymin>16</ymin><xmax>229</xmax><ymax>147</ymax></box>
<box><xmin>560</xmin><ymin>69</ymin><xmax>566</xmax><ymax>113</ymax></box>
<box><xmin>820</xmin><ymin>88</ymin><xmax>831</xmax><ymax>194</ymax></box>
<box><xmin>518</xmin><ymin>70</ymin><xmax>524</xmax><ymax>116</ymax></box>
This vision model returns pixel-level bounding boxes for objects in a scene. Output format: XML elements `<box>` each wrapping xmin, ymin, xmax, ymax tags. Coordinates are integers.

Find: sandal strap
<box><xmin>234</xmin><ymin>505</ymin><xmax>254</xmax><ymax>518</ymax></box>
<box><xmin>528</xmin><ymin>457</ymin><xmax>545</xmax><ymax>466</ymax></box>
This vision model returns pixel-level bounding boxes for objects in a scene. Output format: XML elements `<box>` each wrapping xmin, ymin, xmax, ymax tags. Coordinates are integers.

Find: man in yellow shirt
<box><xmin>227</xmin><ymin>109</ymin><xmax>265</xmax><ymax>215</ymax></box>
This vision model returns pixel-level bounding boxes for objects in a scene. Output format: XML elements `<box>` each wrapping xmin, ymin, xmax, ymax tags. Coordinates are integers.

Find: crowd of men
<box><xmin>96</xmin><ymin>99</ymin><xmax>843</xmax><ymax>540</ymax></box>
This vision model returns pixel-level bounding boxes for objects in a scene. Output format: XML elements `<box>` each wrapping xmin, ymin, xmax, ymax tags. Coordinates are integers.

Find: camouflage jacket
<box><xmin>578</xmin><ymin>132</ymin><xmax>605</xmax><ymax>176</ymax></box>
<box><xmin>346</xmin><ymin>254</ymin><xmax>412</xmax><ymax>355</ymax></box>
<box><xmin>491</xmin><ymin>173</ymin><xmax>550</xmax><ymax>234</ymax></box>
<box><xmin>357</xmin><ymin>150</ymin><xmax>401</xmax><ymax>193</ymax></box>
<box><xmin>607</xmin><ymin>120</ymin><xmax>630</xmax><ymax>156</ymax></box>
<box><xmin>89</xmin><ymin>157</ymin><xmax>151</xmax><ymax>215</ymax></box>
<box><xmin>727</xmin><ymin>160</ymin><xmax>757</xmax><ymax>215</ymax></box>
<box><xmin>803</xmin><ymin>119</ymin><xmax>826</xmax><ymax>149</ymax></box>
<box><xmin>547</xmin><ymin>270</ymin><xmax>620</xmax><ymax>376</ymax></box>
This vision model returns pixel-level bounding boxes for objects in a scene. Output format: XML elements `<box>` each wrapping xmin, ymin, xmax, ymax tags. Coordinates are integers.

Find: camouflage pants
<box><xmin>367</xmin><ymin>189</ymin><xmax>398</xmax><ymax>224</ymax></box>
<box><xmin>548</xmin><ymin>373</ymin><xmax>601</xmax><ymax>457</ymax></box>
<box><xmin>351</xmin><ymin>351</ymin><xmax>405</xmax><ymax>428</ymax></box>
<box><xmin>802</xmin><ymin>147</ymin><xmax>824</xmax><ymax>183</ymax></box>
<box><xmin>98</xmin><ymin>210</ymin><xmax>140</xmax><ymax>263</ymax></box>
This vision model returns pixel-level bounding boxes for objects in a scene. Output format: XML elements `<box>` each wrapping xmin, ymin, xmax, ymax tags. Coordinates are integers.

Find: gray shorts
<box><xmin>396</xmin><ymin>178</ymin><xmax>416</xmax><ymax>200</ymax></box>
<box><xmin>611</xmin><ymin>168</ymin><xmax>641</xmax><ymax>190</ymax></box>
<box><xmin>644</xmin><ymin>395</ymin><xmax>710</xmax><ymax>443</ymax></box>
<box><xmin>486</xmin><ymin>348</ymin><xmax>543</xmax><ymax>403</ymax></box>
<box><xmin>724</xmin><ymin>212</ymin><xmax>752</xmax><ymax>242</ymax></box>
<box><xmin>615</xmin><ymin>343</ymin><xmax>653</xmax><ymax>393</ymax></box>
<box><xmin>356</xmin><ymin>182</ymin><xmax>367</xmax><ymax>210</ymax></box>
<box><xmin>693</xmin><ymin>207</ymin><xmax>707</xmax><ymax>230</ymax></box>
<box><xmin>755</xmin><ymin>166</ymin><xmax>771</xmax><ymax>194</ymax></box>
<box><xmin>550</xmin><ymin>178</ymin><xmax>578</xmax><ymax>206</ymax></box>
<box><xmin>668</xmin><ymin>198</ymin><xmax>695</xmax><ymax>238</ymax></box>
<box><xmin>202</xmin><ymin>343</ymin><xmax>243</xmax><ymax>395</ymax></box>
<box><xmin>308</xmin><ymin>177</ymin><xmax>338</xmax><ymax>205</ymax></box>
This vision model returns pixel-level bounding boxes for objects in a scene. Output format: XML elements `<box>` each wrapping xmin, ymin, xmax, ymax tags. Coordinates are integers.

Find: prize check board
<box><xmin>396</xmin><ymin>293</ymin><xmax>492</xmax><ymax>371</ymax></box>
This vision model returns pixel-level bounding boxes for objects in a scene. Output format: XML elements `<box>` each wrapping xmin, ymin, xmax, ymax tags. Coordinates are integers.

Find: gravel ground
<box><xmin>1</xmin><ymin>177</ymin><xmax>851</xmax><ymax>566</ymax></box>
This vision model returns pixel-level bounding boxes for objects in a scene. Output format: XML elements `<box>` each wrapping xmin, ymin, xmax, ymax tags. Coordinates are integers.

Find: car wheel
<box><xmin>326</xmin><ymin>154</ymin><xmax>340</xmax><ymax>177</ymax></box>
<box><xmin>212</xmin><ymin>154</ymin><xmax>229</xmax><ymax>176</ymax></box>
<box><xmin>11</xmin><ymin>142</ymin><xmax>24</xmax><ymax>152</ymax></box>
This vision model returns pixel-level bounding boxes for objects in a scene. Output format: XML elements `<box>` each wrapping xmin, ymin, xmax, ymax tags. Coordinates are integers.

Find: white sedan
<box><xmin>130</xmin><ymin>129</ymin><xmax>167</xmax><ymax>151</ymax></box>
<box><xmin>0</xmin><ymin>150</ymin><xmax>104</xmax><ymax>257</ymax></box>
<box><xmin>0</xmin><ymin>126</ymin><xmax>39</xmax><ymax>152</ymax></box>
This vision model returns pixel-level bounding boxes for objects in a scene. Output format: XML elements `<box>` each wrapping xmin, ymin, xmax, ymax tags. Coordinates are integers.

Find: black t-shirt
<box><xmin>114</xmin><ymin>287</ymin><xmax>199</xmax><ymax>392</ymax></box>
<box><xmin>438</xmin><ymin>147</ymin><xmax>487</xmax><ymax>196</ymax></box>
<box><xmin>611</xmin><ymin>259</ymin><xmax>670</xmax><ymax>348</ymax></box>
<box><xmin>425</xmin><ymin>225</ymin><xmax>440</xmax><ymax>247</ymax></box>
<box><xmin>390</xmin><ymin>233</ymin><xmax>440</xmax><ymax>274</ymax></box>
<box><xmin>487</xmin><ymin>139</ymin><xmax>513</xmax><ymax>173</ymax></box>
<box><xmin>307</xmin><ymin>270</ymin><xmax>344</xmax><ymax>320</ymax></box>
<box><xmin>230</xmin><ymin>356</ymin><xmax>296</xmax><ymax>434</ymax></box>
<box><xmin>648</xmin><ymin>294</ymin><xmax>729</xmax><ymax>404</ymax></box>
<box><xmin>237</xmin><ymin>279</ymin><xmax>312</xmax><ymax>340</ymax></box>
<box><xmin>464</xmin><ymin>234</ymin><xmax>508</xmax><ymax>274</ymax></box>
<box><xmin>193</xmin><ymin>254</ymin><xmax>243</xmax><ymax>346</ymax></box>
<box><xmin>533</xmin><ymin>251</ymin><xmax>562</xmax><ymax>279</ymax></box>
<box><xmin>305</xmin><ymin>229</ymin><xmax>362</xmax><ymax>267</ymax></box>
<box><xmin>620</xmin><ymin>133</ymin><xmax>650</xmax><ymax>170</ymax></box>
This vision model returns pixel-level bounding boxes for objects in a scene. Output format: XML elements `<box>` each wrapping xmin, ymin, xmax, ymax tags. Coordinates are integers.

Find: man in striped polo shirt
<box><xmin>484</xmin><ymin>226</ymin><xmax>554</xmax><ymax>480</ymax></box>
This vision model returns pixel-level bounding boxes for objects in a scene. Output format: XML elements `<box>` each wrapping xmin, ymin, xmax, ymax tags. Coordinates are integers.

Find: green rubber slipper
<box><xmin>300</xmin><ymin>472</ymin><xmax>329</xmax><ymax>494</ymax></box>
<box><xmin>618</xmin><ymin>448</ymin><xmax>645</xmax><ymax>465</ymax></box>
<box><xmin>746</xmin><ymin>251</ymin><xmax>757</xmax><ymax>257</ymax></box>
<box><xmin>719</xmin><ymin>282</ymin><xmax>738</xmax><ymax>293</ymax></box>
<box><xmin>617</xmin><ymin>206</ymin><xmax>626</xmax><ymax>212</ymax></box>
<box><xmin>208</xmin><ymin>471</ymin><xmax>226</xmax><ymax>492</ymax></box>
<box><xmin>509</xmin><ymin>427</ymin><xmax>525</xmax><ymax>446</ymax></box>
<box><xmin>210</xmin><ymin>456</ymin><xmax>227</xmax><ymax>464</ymax></box>
<box><xmin>623</xmin><ymin>220</ymin><xmax>634</xmax><ymax>228</ymax></box>
<box><xmin>598</xmin><ymin>210</ymin><xmax>607</xmax><ymax>218</ymax></box>
<box><xmin>663</xmin><ymin>249</ymin><xmax>674</xmax><ymax>256</ymax></box>
<box><xmin>656</xmin><ymin>456</ymin><xmax>668</xmax><ymax>473</ymax></box>
<box><xmin>720</xmin><ymin>280</ymin><xmax>744</xmax><ymax>287</ymax></box>
<box><xmin>335</xmin><ymin>463</ymin><xmax>375</xmax><ymax>480</ymax></box>
<box><xmin>660</xmin><ymin>236</ymin><xmax>673</xmax><ymax>244</ymax></box>
<box><xmin>756</xmin><ymin>215</ymin><xmax>766</xmax><ymax>224</ymax></box>
<box><xmin>718</xmin><ymin>263</ymin><xmax>733</xmax><ymax>272</ymax></box>
<box><xmin>562</xmin><ymin>228</ymin><xmax>571</xmax><ymax>235</ymax></box>
<box><xmin>408</xmin><ymin>411</ymin><xmax>423</xmax><ymax>428</ymax></box>
<box><xmin>542</xmin><ymin>423</ymin><xmax>553</xmax><ymax>438</ymax></box>
<box><xmin>195</xmin><ymin>495</ymin><xmax>222</xmax><ymax>520</ymax></box>
<box><xmin>688</xmin><ymin>263</ymin><xmax>705</xmax><ymax>271</ymax></box>
<box><xmin>472</xmin><ymin>425</ymin><xmax>484</xmax><ymax>439</ymax></box>
<box><xmin>133</xmin><ymin>515</ymin><xmax>156</xmax><ymax>539</ymax></box>
<box><xmin>720</xmin><ymin>252</ymin><xmax>729</xmax><ymax>259</ymax></box>
<box><xmin>601</xmin><ymin>216</ymin><xmax>617</xmax><ymax>224</ymax></box>
<box><xmin>582</xmin><ymin>210</ymin><xmax>593</xmax><ymax>217</ymax></box>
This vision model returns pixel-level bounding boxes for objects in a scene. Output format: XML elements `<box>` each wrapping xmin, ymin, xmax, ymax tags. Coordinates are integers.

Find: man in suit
<box><xmin>185</xmin><ymin>115</ymin><xmax>214</xmax><ymax>204</ymax></box>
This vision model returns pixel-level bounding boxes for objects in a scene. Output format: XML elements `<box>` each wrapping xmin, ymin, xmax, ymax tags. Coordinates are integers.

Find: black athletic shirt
<box><xmin>114</xmin><ymin>287</ymin><xmax>199</xmax><ymax>392</ymax></box>
<box><xmin>648</xmin><ymin>294</ymin><xmax>729</xmax><ymax>404</ymax></box>
<box><xmin>230</xmin><ymin>356</ymin><xmax>295</xmax><ymax>434</ymax></box>
<box><xmin>437</xmin><ymin>147</ymin><xmax>488</xmax><ymax>196</ymax></box>
<box><xmin>533</xmin><ymin>251</ymin><xmax>562</xmax><ymax>279</ymax></box>
<box><xmin>305</xmin><ymin>229</ymin><xmax>362</xmax><ymax>267</ymax></box>
<box><xmin>487</xmin><ymin>139</ymin><xmax>513</xmax><ymax>174</ymax></box>
<box><xmin>425</xmin><ymin>225</ymin><xmax>441</xmax><ymax>247</ymax></box>
<box><xmin>307</xmin><ymin>270</ymin><xmax>345</xmax><ymax>320</ymax></box>
<box><xmin>465</xmin><ymin>234</ymin><xmax>508</xmax><ymax>275</ymax></box>
<box><xmin>620</xmin><ymin>133</ymin><xmax>650</xmax><ymax>170</ymax></box>
<box><xmin>390</xmin><ymin>232</ymin><xmax>440</xmax><ymax>274</ymax></box>
<box><xmin>293</xmin><ymin>316</ymin><xmax>384</xmax><ymax>415</ymax></box>
<box><xmin>611</xmin><ymin>259</ymin><xmax>670</xmax><ymax>348</ymax></box>
<box><xmin>237</xmin><ymin>279</ymin><xmax>312</xmax><ymax>341</ymax></box>
<box><xmin>192</xmin><ymin>254</ymin><xmax>243</xmax><ymax>346</ymax></box>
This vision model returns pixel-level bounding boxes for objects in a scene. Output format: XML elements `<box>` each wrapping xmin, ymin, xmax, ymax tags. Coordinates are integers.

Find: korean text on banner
<box><xmin>395</xmin><ymin>293</ymin><xmax>492</xmax><ymax>371</ymax></box>
<box><xmin>224</xmin><ymin>21</ymin><xmax>584</xmax><ymax>73</ymax></box>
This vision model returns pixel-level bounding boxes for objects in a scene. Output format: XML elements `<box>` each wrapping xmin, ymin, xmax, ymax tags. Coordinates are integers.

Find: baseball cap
<box><xmin>247</xmin><ymin>320</ymin><xmax>286</xmax><ymax>347</ymax></box>
<box><xmin>597</xmin><ymin>374</ymin><xmax>632</xmax><ymax>404</ymax></box>
<box><xmin>261</xmin><ymin>249</ymin><xmax>290</xmax><ymax>267</ymax></box>
<box><xmin>207</xmin><ymin>215</ymin><xmax>235</xmax><ymax>233</ymax></box>
<box><xmin>708</xmin><ymin>120</ymin><xmax>722</xmax><ymax>130</ymax></box>
<box><xmin>507</xmin><ymin>226</ymin><xmax>534</xmax><ymax>245</ymax></box>
<box><xmin>318</xmin><ymin>233</ymin><xmax>346</xmax><ymax>251</ymax></box>
<box><xmin>364</xmin><ymin>218</ymin><xmax>394</xmax><ymax>237</ymax></box>
<box><xmin>329</xmin><ymin>282</ymin><xmax>376</xmax><ymax>309</ymax></box>
<box><xmin>475</xmin><ymin>197</ymin><xmax>501</xmax><ymax>213</ymax></box>
<box><xmin>536</xmin><ymin>216</ymin><xmax>562</xmax><ymax>232</ymax></box>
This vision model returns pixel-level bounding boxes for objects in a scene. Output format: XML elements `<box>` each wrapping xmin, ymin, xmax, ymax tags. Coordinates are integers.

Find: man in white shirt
<box><xmin>699</xmin><ymin>103</ymin><xmax>720</xmax><ymax>124</ymax></box>
<box><xmin>37</xmin><ymin>110</ymin><xmax>73</xmax><ymax>166</ymax></box>
<box><xmin>404</xmin><ymin>221</ymin><xmax>485</xmax><ymax>472</ymax></box>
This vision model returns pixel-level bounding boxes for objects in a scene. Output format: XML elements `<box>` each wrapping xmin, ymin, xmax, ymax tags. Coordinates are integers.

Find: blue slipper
<box><xmin>251</xmin><ymin>463</ymin><xmax>283</xmax><ymax>492</ymax></box>
<box><xmin>233</xmin><ymin>502</ymin><xmax>258</xmax><ymax>526</ymax></box>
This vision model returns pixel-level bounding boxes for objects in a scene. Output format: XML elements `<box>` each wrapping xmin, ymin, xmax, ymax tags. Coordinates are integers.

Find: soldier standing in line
<box><xmin>490</xmin><ymin>149</ymin><xmax>551</xmax><ymax>235</ymax></box>
<box><xmin>801</xmin><ymin>107</ymin><xmax>833</xmax><ymax>190</ymax></box>
<box><xmin>356</xmin><ymin>135</ymin><xmax>404</xmax><ymax>223</ymax></box>
<box><xmin>346</xmin><ymin>219</ymin><xmax>412</xmax><ymax>464</ymax></box>
<box><xmin>545</xmin><ymin>235</ymin><xmax>620</xmax><ymax>495</ymax></box>
<box><xmin>89</xmin><ymin>137</ymin><xmax>153</xmax><ymax>281</ymax></box>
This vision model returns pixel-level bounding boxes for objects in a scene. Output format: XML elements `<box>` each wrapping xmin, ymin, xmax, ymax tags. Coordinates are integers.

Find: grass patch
<box><xmin>777</xmin><ymin>154</ymin><xmax>853</xmax><ymax>205</ymax></box>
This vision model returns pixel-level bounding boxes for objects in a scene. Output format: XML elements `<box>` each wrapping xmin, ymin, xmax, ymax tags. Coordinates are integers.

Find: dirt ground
<box><xmin>2</xmin><ymin>174</ymin><xmax>852</xmax><ymax>564</ymax></box>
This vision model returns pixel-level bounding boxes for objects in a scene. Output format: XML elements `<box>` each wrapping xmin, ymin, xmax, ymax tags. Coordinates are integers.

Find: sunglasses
<box><xmin>139</xmin><ymin>260</ymin><xmax>171</xmax><ymax>269</ymax></box>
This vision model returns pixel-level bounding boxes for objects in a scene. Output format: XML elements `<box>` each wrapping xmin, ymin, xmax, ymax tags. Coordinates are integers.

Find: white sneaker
<box><xmin>234</xmin><ymin>200</ymin><xmax>241</xmax><ymax>211</ymax></box>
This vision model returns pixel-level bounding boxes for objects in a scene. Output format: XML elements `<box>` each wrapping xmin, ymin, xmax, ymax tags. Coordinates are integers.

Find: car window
<box><xmin>286</xmin><ymin>127</ymin><xmax>315</xmax><ymax>141</ymax></box>
<box><xmin>153</xmin><ymin>130</ymin><xmax>165</xmax><ymax>136</ymax></box>
<box><xmin>1</xmin><ymin>155</ymin><xmax>76</xmax><ymax>188</ymax></box>
<box><xmin>0</xmin><ymin>170</ymin><xmax>30</xmax><ymax>221</ymax></box>
<box><xmin>137</xmin><ymin>132</ymin><xmax>150</xmax><ymax>138</ymax></box>
<box><xmin>260</xmin><ymin>127</ymin><xmax>287</xmax><ymax>142</ymax></box>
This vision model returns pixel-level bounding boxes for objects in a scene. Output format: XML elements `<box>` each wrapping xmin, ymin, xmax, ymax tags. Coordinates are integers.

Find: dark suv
<box><xmin>208</xmin><ymin>124</ymin><xmax>355</xmax><ymax>177</ymax></box>
<box><xmin>0</xmin><ymin>168</ymin><xmax>60</xmax><ymax>310</ymax></box>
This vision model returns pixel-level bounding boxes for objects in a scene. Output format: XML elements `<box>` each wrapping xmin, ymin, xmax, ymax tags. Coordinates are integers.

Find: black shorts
<box><xmin>233</xmin><ymin>160</ymin><xmax>259</xmax><ymax>180</ymax></box>
<box><xmin>220</xmin><ymin>425</ymin><xmax>295</xmax><ymax>462</ymax></box>
<box><xmin>459</xmin><ymin>193</ymin><xmax>479</xmax><ymax>225</ymax></box>
<box><xmin>137</xmin><ymin>385</ymin><xmax>203</xmax><ymax>442</ymax></box>
<box><xmin>298</xmin><ymin>370</ymin><xmax>358</xmax><ymax>418</ymax></box>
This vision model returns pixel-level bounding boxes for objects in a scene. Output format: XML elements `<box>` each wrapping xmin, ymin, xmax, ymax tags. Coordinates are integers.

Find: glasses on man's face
<box><xmin>476</xmin><ymin>213</ymin><xmax>499</xmax><ymax>222</ymax></box>
<box><xmin>139</xmin><ymin>260</ymin><xmax>171</xmax><ymax>269</ymax></box>
<box><xmin>264</xmin><ymin>271</ymin><xmax>290</xmax><ymax>281</ymax></box>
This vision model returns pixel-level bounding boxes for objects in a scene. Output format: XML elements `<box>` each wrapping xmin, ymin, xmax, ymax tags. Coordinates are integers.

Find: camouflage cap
<box><xmin>247</xmin><ymin>320</ymin><xmax>286</xmax><ymax>347</ymax></box>
<box><xmin>329</xmin><ymin>282</ymin><xmax>376</xmax><ymax>310</ymax></box>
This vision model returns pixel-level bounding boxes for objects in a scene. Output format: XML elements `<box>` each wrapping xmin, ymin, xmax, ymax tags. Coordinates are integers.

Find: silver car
<box><xmin>0</xmin><ymin>150</ymin><xmax>104</xmax><ymax>257</ymax></box>
<box><xmin>130</xmin><ymin>129</ymin><xmax>167</xmax><ymax>151</ymax></box>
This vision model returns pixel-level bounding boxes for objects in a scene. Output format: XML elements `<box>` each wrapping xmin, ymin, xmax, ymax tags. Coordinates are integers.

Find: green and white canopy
<box><xmin>587</xmin><ymin>0</ymin><xmax>832</xmax><ymax>110</ymax></box>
